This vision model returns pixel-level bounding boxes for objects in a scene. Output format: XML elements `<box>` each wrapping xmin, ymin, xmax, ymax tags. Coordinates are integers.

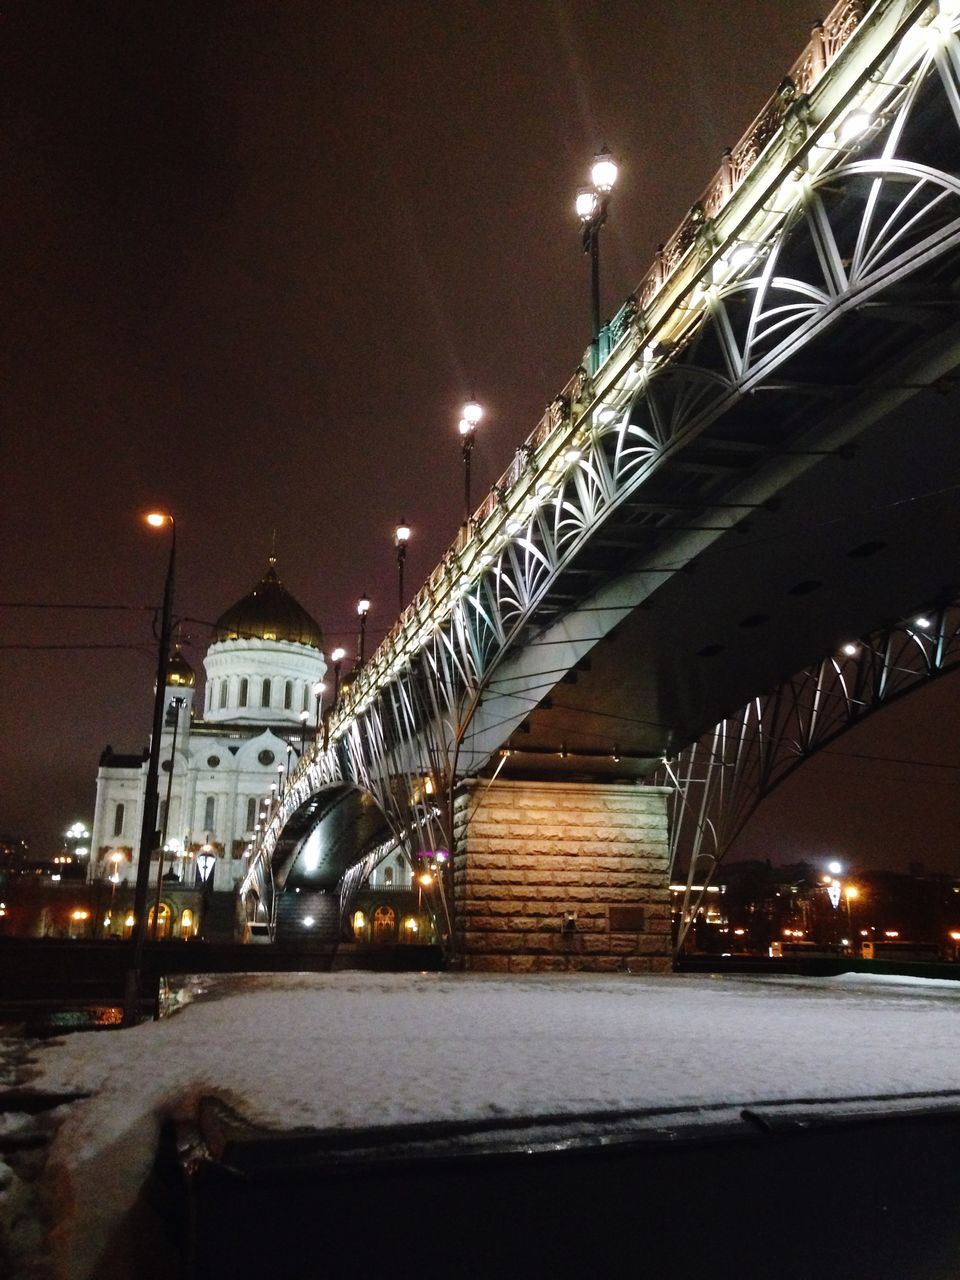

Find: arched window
<box><xmin>113</xmin><ymin>803</ymin><xmax>125</xmax><ymax>837</ymax></box>
<box><xmin>284</xmin><ymin>680</ymin><xmax>293</xmax><ymax>710</ymax></box>
<box><xmin>158</xmin><ymin>799</ymin><xmax>167</xmax><ymax>834</ymax></box>
<box><xmin>384</xmin><ymin>866</ymin><xmax>393</xmax><ymax>885</ymax></box>
<box><xmin>205</xmin><ymin>684</ymin><xmax>212</xmax><ymax>713</ymax></box>
<box><xmin>261</xmin><ymin>678</ymin><xmax>271</xmax><ymax>708</ymax></box>
<box><xmin>302</xmin><ymin>685</ymin><xmax>309</xmax><ymax>713</ymax></box>
<box><xmin>203</xmin><ymin>795</ymin><xmax>215</xmax><ymax>830</ymax></box>
<box><xmin>179</xmin><ymin>908</ymin><xmax>194</xmax><ymax>940</ymax></box>
<box><xmin>245</xmin><ymin>796</ymin><xmax>257</xmax><ymax>831</ymax></box>
<box><xmin>219</xmin><ymin>680</ymin><xmax>228</xmax><ymax>709</ymax></box>
<box><xmin>239</xmin><ymin>677</ymin><xmax>248</xmax><ymax>708</ymax></box>
<box><xmin>148</xmin><ymin>903</ymin><xmax>172</xmax><ymax>940</ymax></box>
<box><xmin>372</xmin><ymin>906</ymin><xmax>396</xmax><ymax>942</ymax></box>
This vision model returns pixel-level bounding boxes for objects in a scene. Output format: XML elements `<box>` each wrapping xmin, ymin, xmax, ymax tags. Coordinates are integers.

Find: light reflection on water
<box><xmin>3</xmin><ymin>1006</ymin><xmax>125</xmax><ymax>1039</ymax></box>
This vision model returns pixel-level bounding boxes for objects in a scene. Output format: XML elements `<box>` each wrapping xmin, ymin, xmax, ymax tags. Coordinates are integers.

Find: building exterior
<box><xmin>89</xmin><ymin>556</ymin><xmax>327</xmax><ymax>934</ymax></box>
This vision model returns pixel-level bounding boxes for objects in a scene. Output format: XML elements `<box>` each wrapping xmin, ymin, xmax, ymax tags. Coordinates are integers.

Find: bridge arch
<box><xmin>242</xmin><ymin>781</ymin><xmax>398</xmax><ymax>940</ymax></box>
<box><xmin>663</xmin><ymin>597</ymin><xmax>960</xmax><ymax>951</ymax></box>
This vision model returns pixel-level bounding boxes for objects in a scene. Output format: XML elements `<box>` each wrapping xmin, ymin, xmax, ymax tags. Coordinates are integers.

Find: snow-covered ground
<box><xmin>8</xmin><ymin>969</ymin><xmax>960</xmax><ymax>1278</ymax></box>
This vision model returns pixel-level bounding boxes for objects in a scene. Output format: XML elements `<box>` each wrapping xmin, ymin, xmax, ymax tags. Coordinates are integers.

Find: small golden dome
<box><xmin>166</xmin><ymin>647</ymin><xmax>196</xmax><ymax>688</ymax></box>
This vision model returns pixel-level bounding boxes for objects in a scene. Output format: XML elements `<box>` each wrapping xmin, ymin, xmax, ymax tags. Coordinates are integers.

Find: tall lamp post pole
<box><xmin>575</xmin><ymin>149</ymin><xmax>619</xmax><ymax>366</ymax></box>
<box><xmin>323</xmin><ymin>646</ymin><xmax>346</xmax><ymax>751</ymax></box>
<box><xmin>330</xmin><ymin>647</ymin><xmax>346</xmax><ymax>705</ymax></box>
<box><xmin>123</xmin><ymin>511</ymin><xmax>176</xmax><ymax>1025</ymax></box>
<box><xmin>395</xmin><ymin>521</ymin><xmax>411</xmax><ymax>609</ymax></box>
<box><xmin>357</xmin><ymin>594</ymin><xmax>370</xmax><ymax>665</ymax></box>
<box><xmin>457</xmin><ymin>400</ymin><xmax>482</xmax><ymax>527</ymax></box>
<box><xmin>151</xmin><ymin>693</ymin><xmax>185</xmax><ymax>940</ymax></box>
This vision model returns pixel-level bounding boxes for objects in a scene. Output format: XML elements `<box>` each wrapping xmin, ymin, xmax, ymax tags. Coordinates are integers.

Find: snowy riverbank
<box><xmin>8</xmin><ymin>969</ymin><xmax>960</xmax><ymax>1277</ymax></box>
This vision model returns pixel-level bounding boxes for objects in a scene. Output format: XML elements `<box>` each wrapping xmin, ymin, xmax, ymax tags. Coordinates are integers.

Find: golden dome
<box><xmin>213</xmin><ymin>557</ymin><xmax>323</xmax><ymax>650</ymax></box>
<box><xmin>166</xmin><ymin>647</ymin><xmax>196</xmax><ymax>688</ymax></box>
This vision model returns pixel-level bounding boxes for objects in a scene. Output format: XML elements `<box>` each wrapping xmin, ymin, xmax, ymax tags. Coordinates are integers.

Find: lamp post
<box><xmin>458</xmin><ymin>400</ymin><xmax>483</xmax><ymax>525</ymax></box>
<box><xmin>312</xmin><ymin>680</ymin><xmax>327</xmax><ymax>741</ymax></box>
<box><xmin>151</xmin><ymin>693</ymin><xmax>185</xmax><ymax>940</ymax></box>
<box><xmin>106</xmin><ymin>851</ymin><xmax>124</xmax><ymax>936</ymax></box>
<box><xmin>123</xmin><ymin>511</ymin><xmax>176</xmax><ymax>1025</ymax></box>
<box><xmin>575</xmin><ymin>149</ymin><xmax>619</xmax><ymax>365</ymax></box>
<box><xmin>395</xmin><ymin>521</ymin><xmax>411</xmax><ymax>608</ymax></box>
<box><xmin>844</xmin><ymin>884</ymin><xmax>859</xmax><ymax>941</ymax></box>
<box><xmin>330</xmin><ymin>647</ymin><xmax>346</xmax><ymax>705</ymax></box>
<box><xmin>357</xmin><ymin>594</ymin><xmax>371</xmax><ymax>665</ymax></box>
<box><xmin>298</xmin><ymin>710</ymin><xmax>310</xmax><ymax>753</ymax></box>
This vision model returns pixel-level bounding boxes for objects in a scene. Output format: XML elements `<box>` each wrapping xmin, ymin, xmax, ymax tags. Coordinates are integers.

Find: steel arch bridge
<box><xmin>243</xmin><ymin>0</ymin><xmax>960</xmax><ymax>947</ymax></box>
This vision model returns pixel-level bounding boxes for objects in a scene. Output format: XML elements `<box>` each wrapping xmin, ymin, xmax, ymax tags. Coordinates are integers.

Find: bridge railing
<box><xmin>324</xmin><ymin>0</ymin><xmax>871</xmax><ymax>739</ymax></box>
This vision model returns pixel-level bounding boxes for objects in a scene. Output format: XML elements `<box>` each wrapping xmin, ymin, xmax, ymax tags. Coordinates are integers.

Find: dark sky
<box><xmin>3</xmin><ymin>0</ymin><xmax>959</xmax><ymax>872</ymax></box>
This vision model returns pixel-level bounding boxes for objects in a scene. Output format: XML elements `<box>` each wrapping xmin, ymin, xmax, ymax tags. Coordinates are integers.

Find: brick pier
<box><xmin>453</xmin><ymin>779</ymin><xmax>672</xmax><ymax>973</ymax></box>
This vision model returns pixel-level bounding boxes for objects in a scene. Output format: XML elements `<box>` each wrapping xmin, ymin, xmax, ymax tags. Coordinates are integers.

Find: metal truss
<box><xmin>245</xmin><ymin>0</ymin><xmax>960</xmax><ymax>926</ymax></box>
<box><xmin>663</xmin><ymin>598</ymin><xmax>960</xmax><ymax>951</ymax></box>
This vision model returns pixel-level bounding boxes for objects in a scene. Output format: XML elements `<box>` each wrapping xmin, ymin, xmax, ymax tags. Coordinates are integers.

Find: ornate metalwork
<box><xmin>244</xmin><ymin>0</ymin><xmax>960</xmax><ymax>931</ymax></box>
<box><xmin>662</xmin><ymin>599</ymin><xmax>960</xmax><ymax>952</ymax></box>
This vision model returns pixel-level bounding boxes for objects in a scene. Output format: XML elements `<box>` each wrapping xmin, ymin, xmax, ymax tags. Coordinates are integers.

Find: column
<box><xmin>453</xmin><ymin>779</ymin><xmax>672</xmax><ymax>974</ymax></box>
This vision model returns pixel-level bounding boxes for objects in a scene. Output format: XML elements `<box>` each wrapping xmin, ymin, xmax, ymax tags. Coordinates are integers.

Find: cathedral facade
<box><xmin>89</xmin><ymin>557</ymin><xmax>327</xmax><ymax>902</ymax></box>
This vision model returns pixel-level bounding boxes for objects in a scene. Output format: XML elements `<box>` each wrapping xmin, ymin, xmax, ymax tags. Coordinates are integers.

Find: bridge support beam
<box><xmin>453</xmin><ymin>780</ymin><xmax>672</xmax><ymax>973</ymax></box>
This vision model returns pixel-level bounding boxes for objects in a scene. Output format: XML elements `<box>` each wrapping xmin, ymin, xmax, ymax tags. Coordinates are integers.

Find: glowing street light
<box><xmin>357</xmin><ymin>594</ymin><xmax>371</xmax><ymax>665</ymax></box>
<box><xmin>395</xmin><ymin>521</ymin><xmax>411</xmax><ymax>608</ymax></box>
<box><xmin>458</xmin><ymin>399</ymin><xmax>483</xmax><ymax>525</ymax></box>
<box><xmin>329</xmin><ymin>646</ymin><xmax>347</xmax><ymax>709</ymax></box>
<box><xmin>576</xmin><ymin>147</ymin><xmax>619</xmax><ymax>364</ymax></box>
<box><xmin>312</xmin><ymin>679</ymin><xmax>327</xmax><ymax>741</ymax></box>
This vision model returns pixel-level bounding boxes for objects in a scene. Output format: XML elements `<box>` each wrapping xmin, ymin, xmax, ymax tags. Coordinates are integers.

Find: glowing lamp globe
<box><xmin>576</xmin><ymin>187</ymin><xmax>599</xmax><ymax>221</ymax></box>
<box><xmin>590</xmin><ymin>151</ymin><xmax>618</xmax><ymax>193</ymax></box>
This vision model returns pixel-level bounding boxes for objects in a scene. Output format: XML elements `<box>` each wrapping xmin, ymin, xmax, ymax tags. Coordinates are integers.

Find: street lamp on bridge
<box><xmin>312</xmin><ymin>679</ymin><xmax>327</xmax><ymax>740</ymax></box>
<box><xmin>458</xmin><ymin>399</ymin><xmax>483</xmax><ymax>525</ymax></box>
<box><xmin>330</xmin><ymin>646</ymin><xmax>346</xmax><ymax>704</ymax></box>
<box><xmin>124</xmin><ymin>510</ymin><xmax>176</xmax><ymax>1025</ymax></box>
<box><xmin>357</xmin><ymin>594</ymin><xmax>371</xmax><ymax>665</ymax></box>
<box><xmin>575</xmin><ymin>148</ymin><xmax>619</xmax><ymax>363</ymax></box>
<box><xmin>395</xmin><ymin>520</ymin><xmax>411</xmax><ymax>608</ymax></box>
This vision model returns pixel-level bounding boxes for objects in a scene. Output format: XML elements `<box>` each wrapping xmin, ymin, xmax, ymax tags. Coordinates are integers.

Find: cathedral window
<box><xmin>158</xmin><ymin>799</ymin><xmax>167</xmax><ymax>833</ymax></box>
<box><xmin>113</xmin><ymin>803</ymin><xmax>125</xmax><ymax>837</ymax></box>
<box><xmin>284</xmin><ymin>680</ymin><xmax>293</xmax><ymax>710</ymax></box>
<box><xmin>204</xmin><ymin>795</ymin><xmax>216</xmax><ymax>830</ymax></box>
<box><xmin>205</xmin><ymin>684</ymin><xmax>212</xmax><ymax>713</ymax></box>
<box><xmin>372</xmin><ymin>906</ymin><xmax>395</xmax><ymax>941</ymax></box>
<box><xmin>261</xmin><ymin>678</ymin><xmax>271</xmax><ymax>708</ymax></box>
<box><xmin>302</xmin><ymin>685</ymin><xmax>309</xmax><ymax>712</ymax></box>
<box><xmin>239</xmin><ymin>678</ymin><xmax>248</xmax><ymax>708</ymax></box>
<box><xmin>219</xmin><ymin>680</ymin><xmax>228</xmax><ymax>709</ymax></box>
<box><xmin>246</xmin><ymin>796</ymin><xmax>257</xmax><ymax>831</ymax></box>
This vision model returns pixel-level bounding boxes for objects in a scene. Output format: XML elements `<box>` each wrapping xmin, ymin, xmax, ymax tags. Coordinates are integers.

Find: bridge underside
<box><xmin>474</xmin><ymin>316</ymin><xmax>960</xmax><ymax>782</ymax></box>
<box><xmin>273</xmin><ymin>785</ymin><xmax>392</xmax><ymax>893</ymax></box>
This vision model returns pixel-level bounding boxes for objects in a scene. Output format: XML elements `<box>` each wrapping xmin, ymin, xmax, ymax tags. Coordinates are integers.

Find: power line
<box><xmin>0</xmin><ymin>602</ymin><xmax>154</xmax><ymax>611</ymax></box>
<box><xmin>0</xmin><ymin>643</ymin><xmax>156</xmax><ymax>652</ymax></box>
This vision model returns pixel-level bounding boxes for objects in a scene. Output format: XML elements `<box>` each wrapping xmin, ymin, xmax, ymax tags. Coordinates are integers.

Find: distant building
<box><xmin>89</xmin><ymin>556</ymin><xmax>327</xmax><ymax>933</ymax></box>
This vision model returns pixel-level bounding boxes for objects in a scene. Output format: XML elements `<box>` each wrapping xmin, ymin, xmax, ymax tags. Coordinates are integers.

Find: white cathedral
<box><xmin>89</xmin><ymin>556</ymin><xmax>327</xmax><ymax>896</ymax></box>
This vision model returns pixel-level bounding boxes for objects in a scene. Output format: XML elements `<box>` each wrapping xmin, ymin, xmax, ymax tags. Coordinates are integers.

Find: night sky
<box><xmin>3</xmin><ymin>1</ymin><xmax>959</xmax><ymax>871</ymax></box>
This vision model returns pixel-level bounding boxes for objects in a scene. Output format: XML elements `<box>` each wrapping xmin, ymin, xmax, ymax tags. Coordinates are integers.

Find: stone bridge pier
<box><xmin>453</xmin><ymin>780</ymin><xmax>672</xmax><ymax>973</ymax></box>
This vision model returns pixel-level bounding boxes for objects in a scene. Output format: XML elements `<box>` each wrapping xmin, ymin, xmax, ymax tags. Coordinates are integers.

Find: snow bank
<box><xmin>30</xmin><ymin>970</ymin><xmax>960</xmax><ymax>1277</ymax></box>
